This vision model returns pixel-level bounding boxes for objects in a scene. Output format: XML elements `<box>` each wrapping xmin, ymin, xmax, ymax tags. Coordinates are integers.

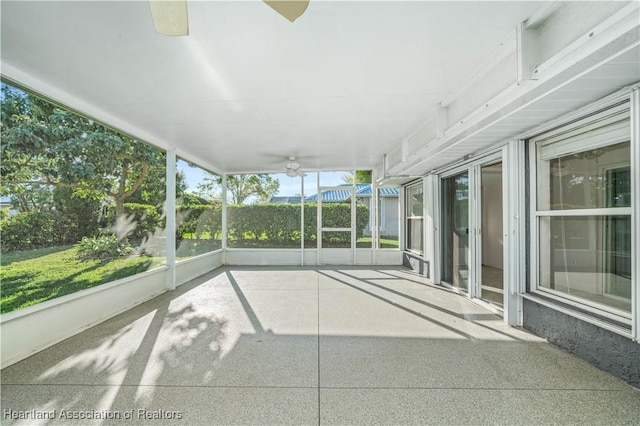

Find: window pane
<box><xmin>378</xmin><ymin>188</ymin><xmax>399</xmax><ymax>249</ymax></box>
<box><xmin>407</xmin><ymin>218</ymin><xmax>423</xmax><ymax>253</ymax></box>
<box><xmin>441</xmin><ymin>172</ymin><xmax>469</xmax><ymax>292</ymax></box>
<box><xmin>176</xmin><ymin>159</ymin><xmax>222</xmax><ymax>258</ymax></box>
<box><xmin>0</xmin><ymin>81</ymin><xmax>165</xmax><ymax>313</ymax></box>
<box><xmin>538</xmin><ymin>142</ymin><xmax>630</xmax><ymax>210</ymax></box>
<box><xmin>407</xmin><ymin>184</ymin><xmax>423</xmax><ymax>217</ymax></box>
<box><xmin>538</xmin><ymin>215</ymin><xmax>631</xmax><ymax>312</ymax></box>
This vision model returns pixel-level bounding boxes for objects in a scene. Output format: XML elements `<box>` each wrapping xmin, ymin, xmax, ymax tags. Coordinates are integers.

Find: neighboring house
<box><xmin>268</xmin><ymin>196</ymin><xmax>303</xmax><ymax>204</ymax></box>
<box><xmin>0</xmin><ymin>196</ymin><xmax>18</xmax><ymax>216</ymax></box>
<box><xmin>305</xmin><ymin>184</ymin><xmax>399</xmax><ymax>237</ymax></box>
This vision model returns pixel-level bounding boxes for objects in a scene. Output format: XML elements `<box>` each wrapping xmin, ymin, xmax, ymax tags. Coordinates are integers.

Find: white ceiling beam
<box><xmin>533</xmin><ymin>2</ymin><xmax>640</xmax><ymax>81</ymax></box>
<box><xmin>517</xmin><ymin>21</ymin><xmax>539</xmax><ymax>83</ymax></box>
<box><xmin>525</xmin><ymin>1</ymin><xmax>564</xmax><ymax>29</ymax></box>
<box><xmin>435</xmin><ymin>105</ymin><xmax>448</xmax><ymax>138</ymax></box>
<box><xmin>386</xmin><ymin>2</ymin><xmax>640</xmax><ymax>176</ymax></box>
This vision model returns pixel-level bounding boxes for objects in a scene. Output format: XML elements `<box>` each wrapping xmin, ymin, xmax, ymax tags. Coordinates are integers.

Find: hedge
<box><xmin>0</xmin><ymin>211</ymin><xmax>78</xmax><ymax>252</ymax></box>
<box><xmin>177</xmin><ymin>204</ymin><xmax>222</xmax><ymax>241</ymax></box>
<box><xmin>227</xmin><ymin>203</ymin><xmax>368</xmax><ymax>243</ymax></box>
<box><xmin>0</xmin><ymin>202</ymin><xmax>368</xmax><ymax>253</ymax></box>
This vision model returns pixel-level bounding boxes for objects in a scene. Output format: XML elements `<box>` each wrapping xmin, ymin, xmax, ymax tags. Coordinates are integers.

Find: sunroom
<box><xmin>1</xmin><ymin>1</ymin><xmax>639</xmax><ymax>424</ymax></box>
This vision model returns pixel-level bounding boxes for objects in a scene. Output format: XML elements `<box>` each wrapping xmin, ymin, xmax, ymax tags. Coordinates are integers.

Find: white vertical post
<box><xmin>503</xmin><ymin>140</ymin><xmax>526</xmax><ymax>326</ymax></box>
<box><xmin>301</xmin><ymin>174</ymin><xmax>305</xmax><ymax>266</ymax></box>
<box><xmin>399</xmin><ymin>185</ymin><xmax>405</xmax><ymax>253</ymax></box>
<box><xmin>351</xmin><ymin>170</ymin><xmax>356</xmax><ymax>265</ymax></box>
<box><xmin>317</xmin><ymin>172</ymin><xmax>321</xmax><ymax>266</ymax></box>
<box><xmin>424</xmin><ymin>175</ymin><xmax>436</xmax><ymax>281</ymax></box>
<box><xmin>165</xmin><ymin>148</ymin><xmax>177</xmax><ymax>290</ymax></box>
<box><xmin>422</xmin><ymin>176</ymin><xmax>432</xmax><ymax>279</ymax></box>
<box><xmin>432</xmin><ymin>174</ymin><xmax>442</xmax><ymax>284</ymax></box>
<box><xmin>371</xmin><ymin>169</ymin><xmax>378</xmax><ymax>264</ymax></box>
<box><xmin>631</xmin><ymin>88</ymin><xmax>639</xmax><ymax>342</ymax></box>
<box><xmin>221</xmin><ymin>174</ymin><xmax>228</xmax><ymax>263</ymax></box>
<box><xmin>468</xmin><ymin>166</ymin><xmax>480</xmax><ymax>299</ymax></box>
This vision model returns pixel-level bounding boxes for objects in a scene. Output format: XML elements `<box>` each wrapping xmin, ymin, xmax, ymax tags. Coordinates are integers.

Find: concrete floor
<box><xmin>2</xmin><ymin>266</ymin><xmax>639</xmax><ymax>425</ymax></box>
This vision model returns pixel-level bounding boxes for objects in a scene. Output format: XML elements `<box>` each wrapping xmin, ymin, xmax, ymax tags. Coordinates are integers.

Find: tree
<box><xmin>342</xmin><ymin>170</ymin><xmax>372</xmax><ymax>184</ymax></box>
<box><xmin>128</xmin><ymin>168</ymin><xmax>187</xmax><ymax>208</ymax></box>
<box><xmin>1</xmin><ymin>82</ymin><xmax>166</xmax><ymax>237</ymax></box>
<box><xmin>196</xmin><ymin>174</ymin><xmax>280</xmax><ymax>205</ymax></box>
<box><xmin>6</xmin><ymin>184</ymin><xmax>55</xmax><ymax>213</ymax></box>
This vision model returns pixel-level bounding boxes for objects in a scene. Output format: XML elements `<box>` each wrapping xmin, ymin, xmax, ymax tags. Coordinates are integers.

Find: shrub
<box><xmin>0</xmin><ymin>211</ymin><xmax>77</xmax><ymax>252</ymax></box>
<box><xmin>105</xmin><ymin>203</ymin><xmax>162</xmax><ymax>244</ymax></box>
<box><xmin>77</xmin><ymin>235</ymin><xmax>134</xmax><ymax>259</ymax></box>
<box><xmin>177</xmin><ymin>204</ymin><xmax>222</xmax><ymax>241</ymax></box>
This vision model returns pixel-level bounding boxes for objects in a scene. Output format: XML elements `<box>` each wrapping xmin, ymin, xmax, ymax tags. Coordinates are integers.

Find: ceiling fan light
<box><xmin>286</xmin><ymin>168</ymin><xmax>298</xmax><ymax>178</ymax></box>
<box><xmin>286</xmin><ymin>161</ymin><xmax>301</xmax><ymax>170</ymax></box>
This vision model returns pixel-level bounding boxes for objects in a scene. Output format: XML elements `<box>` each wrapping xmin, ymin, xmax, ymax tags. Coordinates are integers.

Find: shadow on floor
<box><xmin>2</xmin><ymin>266</ymin><xmax>639</xmax><ymax>425</ymax></box>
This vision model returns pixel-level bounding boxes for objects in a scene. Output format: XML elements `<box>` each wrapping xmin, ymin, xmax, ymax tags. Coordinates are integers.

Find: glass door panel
<box><xmin>441</xmin><ymin>172</ymin><xmax>469</xmax><ymax>293</ymax></box>
<box><xmin>480</xmin><ymin>163</ymin><xmax>504</xmax><ymax>307</ymax></box>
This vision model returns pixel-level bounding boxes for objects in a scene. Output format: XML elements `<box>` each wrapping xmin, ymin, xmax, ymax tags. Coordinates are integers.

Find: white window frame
<box><xmin>405</xmin><ymin>181</ymin><xmax>424</xmax><ymax>255</ymax></box>
<box><xmin>529</xmin><ymin>100</ymin><xmax>634</xmax><ymax>325</ymax></box>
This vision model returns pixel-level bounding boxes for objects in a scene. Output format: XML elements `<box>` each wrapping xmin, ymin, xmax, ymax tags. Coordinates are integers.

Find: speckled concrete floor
<box><xmin>2</xmin><ymin>266</ymin><xmax>639</xmax><ymax>425</ymax></box>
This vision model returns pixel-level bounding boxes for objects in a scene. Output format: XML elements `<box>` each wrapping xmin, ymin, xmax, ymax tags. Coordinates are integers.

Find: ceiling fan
<box><xmin>285</xmin><ymin>156</ymin><xmax>305</xmax><ymax>177</ymax></box>
<box><xmin>149</xmin><ymin>0</ymin><xmax>310</xmax><ymax>36</ymax></box>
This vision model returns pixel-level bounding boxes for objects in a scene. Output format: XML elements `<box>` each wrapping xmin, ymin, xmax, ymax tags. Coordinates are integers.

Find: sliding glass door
<box><xmin>440</xmin><ymin>155</ymin><xmax>505</xmax><ymax>310</ymax></box>
<box><xmin>441</xmin><ymin>172</ymin><xmax>470</xmax><ymax>293</ymax></box>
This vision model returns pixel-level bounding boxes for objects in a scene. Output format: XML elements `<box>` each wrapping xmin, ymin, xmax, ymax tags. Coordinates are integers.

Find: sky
<box><xmin>177</xmin><ymin>159</ymin><xmax>351</xmax><ymax>199</ymax></box>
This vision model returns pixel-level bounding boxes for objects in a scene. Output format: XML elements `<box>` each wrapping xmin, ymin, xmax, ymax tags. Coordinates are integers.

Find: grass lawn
<box><xmin>356</xmin><ymin>237</ymin><xmax>400</xmax><ymax>249</ymax></box>
<box><xmin>1</xmin><ymin>246</ymin><xmax>164</xmax><ymax>314</ymax></box>
<box><xmin>177</xmin><ymin>238</ymin><xmax>222</xmax><ymax>258</ymax></box>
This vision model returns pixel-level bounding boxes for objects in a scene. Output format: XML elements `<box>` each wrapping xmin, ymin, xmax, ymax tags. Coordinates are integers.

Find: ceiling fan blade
<box><xmin>149</xmin><ymin>0</ymin><xmax>189</xmax><ymax>36</ymax></box>
<box><xmin>264</xmin><ymin>0</ymin><xmax>310</xmax><ymax>23</ymax></box>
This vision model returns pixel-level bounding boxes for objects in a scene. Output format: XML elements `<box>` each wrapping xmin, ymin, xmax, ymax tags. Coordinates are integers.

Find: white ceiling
<box><xmin>1</xmin><ymin>1</ymin><xmax>548</xmax><ymax>174</ymax></box>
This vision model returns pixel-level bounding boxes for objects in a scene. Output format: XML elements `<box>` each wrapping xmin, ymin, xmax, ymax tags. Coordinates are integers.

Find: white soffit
<box><xmin>1</xmin><ymin>0</ymin><xmax>545</xmax><ymax>173</ymax></box>
<box><xmin>403</xmin><ymin>42</ymin><xmax>640</xmax><ymax>176</ymax></box>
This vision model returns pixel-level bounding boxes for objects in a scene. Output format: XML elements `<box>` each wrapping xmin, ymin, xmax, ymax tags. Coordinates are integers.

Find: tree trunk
<box><xmin>114</xmin><ymin>197</ymin><xmax>128</xmax><ymax>241</ymax></box>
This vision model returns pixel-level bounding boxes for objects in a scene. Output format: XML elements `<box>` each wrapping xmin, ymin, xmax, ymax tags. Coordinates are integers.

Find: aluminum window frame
<box><xmin>404</xmin><ymin>181</ymin><xmax>425</xmax><ymax>255</ymax></box>
<box><xmin>529</xmin><ymin>99</ymin><xmax>634</xmax><ymax>325</ymax></box>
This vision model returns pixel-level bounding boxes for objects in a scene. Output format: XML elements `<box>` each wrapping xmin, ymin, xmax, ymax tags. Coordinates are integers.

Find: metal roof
<box><xmin>305</xmin><ymin>184</ymin><xmax>398</xmax><ymax>202</ymax></box>
<box><xmin>269</xmin><ymin>196</ymin><xmax>303</xmax><ymax>204</ymax></box>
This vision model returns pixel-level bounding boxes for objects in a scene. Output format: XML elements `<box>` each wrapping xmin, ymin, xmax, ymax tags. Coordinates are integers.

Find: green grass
<box><xmin>177</xmin><ymin>239</ymin><xmax>222</xmax><ymax>258</ymax></box>
<box><xmin>1</xmin><ymin>246</ymin><xmax>163</xmax><ymax>314</ymax></box>
<box><xmin>356</xmin><ymin>237</ymin><xmax>399</xmax><ymax>249</ymax></box>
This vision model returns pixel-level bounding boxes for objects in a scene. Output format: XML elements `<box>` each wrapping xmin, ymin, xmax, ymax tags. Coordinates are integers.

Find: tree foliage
<box><xmin>342</xmin><ymin>170</ymin><xmax>372</xmax><ymax>184</ymax></box>
<box><xmin>0</xmin><ymin>82</ymin><xmax>165</xmax><ymax>225</ymax></box>
<box><xmin>196</xmin><ymin>174</ymin><xmax>280</xmax><ymax>205</ymax></box>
